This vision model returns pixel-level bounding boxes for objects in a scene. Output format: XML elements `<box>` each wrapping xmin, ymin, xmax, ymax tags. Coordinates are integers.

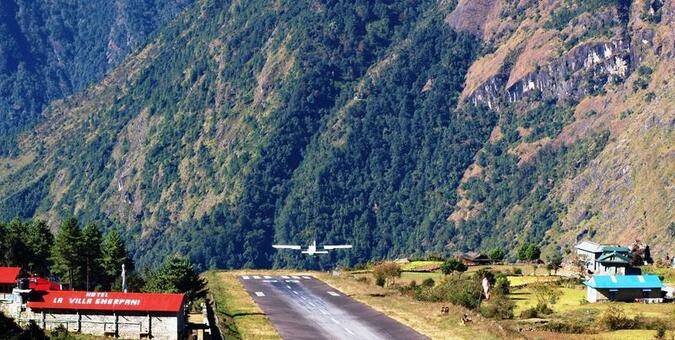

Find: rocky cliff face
<box><xmin>446</xmin><ymin>0</ymin><xmax>674</xmax><ymax>256</ymax></box>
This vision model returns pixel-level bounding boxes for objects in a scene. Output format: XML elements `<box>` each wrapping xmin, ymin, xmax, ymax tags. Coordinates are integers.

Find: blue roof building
<box><xmin>584</xmin><ymin>275</ymin><xmax>663</xmax><ymax>303</ymax></box>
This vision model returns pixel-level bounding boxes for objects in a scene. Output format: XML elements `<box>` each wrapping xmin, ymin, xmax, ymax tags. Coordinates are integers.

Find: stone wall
<box><xmin>17</xmin><ymin>308</ymin><xmax>184</xmax><ymax>340</ymax></box>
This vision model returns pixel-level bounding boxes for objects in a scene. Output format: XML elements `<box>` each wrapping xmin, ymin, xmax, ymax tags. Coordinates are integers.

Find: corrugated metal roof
<box><xmin>27</xmin><ymin>290</ymin><xmax>184</xmax><ymax>313</ymax></box>
<box><xmin>584</xmin><ymin>275</ymin><xmax>662</xmax><ymax>289</ymax></box>
<box><xmin>0</xmin><ymin>267</ymin><xmax>21</xmax><ymax>284</ymax></box>
<box><xmin>575</xmin><ymin>241</ymin><xmax>604</xmax><ymax>253</ymax></box>
<box><xmin>602</xmin><ymin>246</ymin><xmax>630</xmax><ymax>253</ymax></box>
<box><xmin>597</xmin><ymin>252</ymin><xmax>631</xmax><ymax>263</ymax></box>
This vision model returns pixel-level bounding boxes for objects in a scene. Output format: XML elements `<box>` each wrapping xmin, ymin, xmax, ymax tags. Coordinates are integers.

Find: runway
<box><xmin>240</xmin><ymin>275</ymin><xmax>428</xmax><ymax>340</ymax></box>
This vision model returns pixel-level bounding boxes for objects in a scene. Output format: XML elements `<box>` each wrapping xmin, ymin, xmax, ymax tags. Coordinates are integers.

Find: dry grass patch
<box><xmin>316</xmin><ymin>272</ymin><xmax>516</xmax><ymax>339</ymax></box>
<box><xmin>204</xmin><ymin>271</ymin><xmax>280</xmax><ymax>340</ymax></box>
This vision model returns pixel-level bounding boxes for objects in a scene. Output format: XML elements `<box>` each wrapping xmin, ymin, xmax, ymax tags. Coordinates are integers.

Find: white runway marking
<box><xmin>242</xmin><ymin>276</ymin><xmax>250</xmax><ymax>280</ymax></box>
<box><xmin>286</xmin><ymin>285</ymin><xmax>292</xmax><ymax>289</ymax></box>
<box><xmin>302</xmin><ymin>276</ymin><xmax>312</xmax><ymax>279</ymax></box>
<box><xmin>293</xmin><ymin>291</ymin><xmax>299</xmax><ymax>295</ymax></box>
<box><xmin>285</xmin><ymin>279</ymin><xmax>300</xmax><ymax>283</ymax></box>
<box><xmin>331</xmin><ymin>317</ymin><xmax>340</xmax><ymax>324</ymax></box>
<box><xmin>292</xmin><ymin>275</ymin><xmax>301</xmax><ymax>279</ymax></box>
<box><xmin>327</xmin><ymin>291</ymin><xmax>339</xmax><ymax>297</ymax></box>
<box><xmin>344</xmin><ymin>327</ymin><xmax>354</xmax><ymax>335</ymax></box>
<box><xmin>262</xmin><ymin>280</ymin><xmax>278</xmax><ymax>283</ymax></box>
<box><xmin>253</xmin><ymin>276</ymin><xmax>261</xmax><ymax>279</ymax></box>
<box><xmin>264</xmin><ymin>275</ymin><xmax>272</xmax><ymax>279</ymax></box>
<box><xmin>255</xmin><ymin>292</ymin><xmax>265</xmax><ymax>297</ymax></box>
<box><xmin>281</xmin><ymin>275</ymin><xmax>290</xmax><ymax>279</ymax></box>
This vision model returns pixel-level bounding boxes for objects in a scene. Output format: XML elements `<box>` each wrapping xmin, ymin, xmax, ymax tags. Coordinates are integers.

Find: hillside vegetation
<box><xmin>0</xmin><ymin>0</ymin><xmax>672</xmax><ymax>270</ymax></box>
<box><xmin>0</xmin><ymin>0</ymin><xmax>193</xmax><ymax>154</ymax></box>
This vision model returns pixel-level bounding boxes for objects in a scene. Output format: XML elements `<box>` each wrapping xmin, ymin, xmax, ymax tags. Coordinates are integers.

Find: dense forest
<box><xmin>0</xmin><ymin>0</ymin><xmax>671</xmax><ymax>270</ymax></box>
<box><xmin>0</xmin><ymin>0</ymin><xmax>193</xmax><ymax>155</ymax></box>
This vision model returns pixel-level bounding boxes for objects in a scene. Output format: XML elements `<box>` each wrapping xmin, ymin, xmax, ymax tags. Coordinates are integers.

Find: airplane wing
<box><xmin>323</xmin><ymin>245</ymin><xmax>353</xmax><ymax>250</ymax></box>
<box><xmin>273</xmin><ymin>245</ymin><xmax>302</xmax><ymax>250</ymax></box>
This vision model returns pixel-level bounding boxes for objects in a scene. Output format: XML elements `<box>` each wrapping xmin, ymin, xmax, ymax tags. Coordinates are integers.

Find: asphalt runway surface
<box><xmin>240</xmin><ymin>274</ymin><xmax>428</xmax><ymax>340</ymax></box>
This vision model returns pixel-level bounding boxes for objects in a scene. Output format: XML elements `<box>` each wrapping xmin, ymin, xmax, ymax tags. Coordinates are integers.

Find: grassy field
<box><xmin>400</xmin><ymin>260</ymin><xmax>443</xmax><ymax>271</ymax></box>
<box><xmin>511</xmin><ymin>285</ymin><xmax>675</xmax><ymax>318</ymax></box>
<box><xmin>203</xmin><ymin>271</ymin><xmax>281</xmax><ymax>339</ymax></box>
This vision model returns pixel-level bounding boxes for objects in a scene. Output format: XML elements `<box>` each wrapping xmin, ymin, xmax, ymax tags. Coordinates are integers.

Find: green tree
<box><xmin>517</xmin><ymin>243</ymin><xmax>541</xmax><ymax>261</ymax></box>
<box><xmin>51</xmin><ymin>217</ymin><xmax>83</xmax><ymax>289</ymax></box>
<box><xmin>546</xmin><ymin>250</ymin><xmax>563</xmax><ymax>275</ymax></box>
<box><xmin>3</xmin><ymin>219</ymin><xmax>30</xmax><ymax>267</ymax></box>
<box><xmin>24</xmin><ymin>220</ymin><xmax>54</xmax><ymax>275</ymax></box>
<box><xmin>143</xmin><ymin>256</ymin><xmax>207</xmax><ymax>302</ymax></box>
<box><xmin>441</xmin><ymin>258</ymin><xmax>468</xmax><ymax>276</ymax></box>
<box><xmin>489</xmin><ymin>248</ymin><xmax>505</xmax><ymax>263</ymax></box>
<box><xmin>101</xmin><ymin>229</ymin><xmax>133</xmax><ymax>289</ymax></box>
<box><xmin>81</xmin><ymin>223</ymin><xmax>103</xmax><ymax>291</ymax></box>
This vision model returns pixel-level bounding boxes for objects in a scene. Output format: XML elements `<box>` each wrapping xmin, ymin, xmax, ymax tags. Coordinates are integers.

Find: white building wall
<box><xmin>18</xmin><ymin>308</ymin><xmax>183</xmax><ymax>340</ymax></box>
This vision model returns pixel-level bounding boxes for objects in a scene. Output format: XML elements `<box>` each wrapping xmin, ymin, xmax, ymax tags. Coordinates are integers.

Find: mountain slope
<box><xmin>0</xmin><ymin>0</ymin><xmax>193</xmax><ymax>154</ymax></box>
<box><xmin>0</xmin><ymin>0</ymin><xmax>672</xmax><ymax>269</ymax></box>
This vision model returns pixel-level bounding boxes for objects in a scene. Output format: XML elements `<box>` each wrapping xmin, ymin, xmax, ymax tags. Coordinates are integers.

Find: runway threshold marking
<box><xmin>255</xmin><ymin>292</ymin><xmax>265</xmax><ymax>297</ymax></box>
<box><xmin>264</xmin><ymin>275</ymin><xmax>273</xmax><ymax>279</ymax></box>
<box><xmin>327</xmin><ymin>291</ymin><xmax>339</xmax><ymax>296</ymax></box>
<box><xmin>263</xmin><ymin>279</ymin><xmax>278</xmax><ymax>283</ymax></box>
<box><xmin>242</xmin><ymin>276</ymin><xmax>250</xmax><ymax>280</ymax></box>
<box><xmin>253</xmin><ymin>275</ymin><xmax>261</xmax><ymax>279</ymax></box>
<box><xmin>292</xmin><ymin>275</ymin><xmax>301</xmax><ymax>279</ymax></box>
<box><xmin>302</xmin><ymin>276</ymin><xmax>312</xmax><ymax>279</ymax></box>
<box><xmin>285</xmin><ymin>279</ymin><xmax>300</xmax><ymax>283</ymax></box>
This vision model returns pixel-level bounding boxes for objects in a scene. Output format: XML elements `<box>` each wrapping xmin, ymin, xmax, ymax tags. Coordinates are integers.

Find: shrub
<box><xmin>654</xmin><ymin>323</ymin><xmax>666</xmax><ymax>339</ymax></box>
<box><xmin>479</xmin><ymin>293</ymin><xmax>514</xmax><ymax>319</ymax></box>
<box><xmin>440</xmin><ymin>258</ymin><xmax>467</xmax><ymax>276</ymax></box>
<box><xmin>372</xmin><ymin>261</ymin><xmax>401</xmax><ymax>287</ymax></box>
<box><xmin>421</xmin><ymin>278</ymin><xmax>435</xmax><ymax>287</ymax></box>
<box><xmin>416</xmin><ymin>276</ymin><xmax>482</xmax><ymax>309</ymax></box>
<box><xmin>375</xmin><ymin>276</ymin><xmax>386</xmax><ymax>287</ymax></box>
<box><xmin>520</xmin><ymin>307</ymin><xmax>539</xmax><ymax>319</ymax></box>
<box><xmin>596</xmin><ymin>306</ymin><xmax>637</xmax><ymax>330</ymax></box>
<box><xmin>530</xmin><ymin>282</ymin><xmax>562</xmax><ymax>306</ymax></box>
<box><xmin>543</xmin><ymin>320</ymin><xmax>587</xmax><ymax>334</ymax></box>
<box><xmin>355</xmin><ymin>276</ymin><xmax>370</xmax><ymax>284</ymax></box>
<box><xmin>494</xmin><ymin>273</ymin><xmax>511</xmax><ymax>294</ymax></box>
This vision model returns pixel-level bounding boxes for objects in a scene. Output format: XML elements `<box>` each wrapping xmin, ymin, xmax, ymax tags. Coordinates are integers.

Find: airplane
<box><xmin>273</xmin><ymin>240</ymin><xmax>352</xmax><ymax>256</ymax></box>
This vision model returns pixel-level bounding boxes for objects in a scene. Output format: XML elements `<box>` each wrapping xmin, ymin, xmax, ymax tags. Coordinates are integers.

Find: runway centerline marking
<box><xmin>331</xmin><ymin>317</ymin><xmax>340</xmax><ymax>324</ymax></box>
<box><xmin>327</xmin><ymin>291</ymin><xmax>339</xmax><ymax>297</ymax></box>
<box><xmin>293</xmin><ymin>291</ymin><xmax>299</xmax><ymax>295</ymax></box>
<box><xmin>286</xmin><ymin>285</ymin><xmax>292</xmax><ymax>289</ymax></box>
<box><xmin>255</xmin><ymin>292</ymin><xmax>265</xmax><ymax>297</ymax></box>
<box><xmin>344</xmin><ymin>327</ymin><xmax>354</xmax><ymax>335</ymax></box>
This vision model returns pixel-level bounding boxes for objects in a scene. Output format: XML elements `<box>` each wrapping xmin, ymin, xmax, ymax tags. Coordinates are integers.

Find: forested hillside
<box><xmin>0</xmin><ymin>0</ymin><xmax>672</xmax><ymax>270</ymax></box>
<box><xmin>0</xmin><ymin>0</ymin><xmax>192</xmax><ymax>154</ymax></box>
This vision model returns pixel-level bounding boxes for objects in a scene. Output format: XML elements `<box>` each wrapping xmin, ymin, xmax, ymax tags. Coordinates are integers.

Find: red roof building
<box><xmin>0</xmin><ymin>267</ymin><xmax>21</xmax><ymax>285</ymax></box>
<box><xmin>27</xmin><ymin>290</ymin><xmax>185</xmax><ymax>313</ymax></box>
<box><xmin>28</xmin><ymin>276</ymin><xmax>62</xmax><ymax>291</ymax></box>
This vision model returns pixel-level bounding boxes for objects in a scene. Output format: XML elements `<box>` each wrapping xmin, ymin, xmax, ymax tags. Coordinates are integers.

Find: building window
<box><xmin>642</xmin><ymin>289</ymin><xmax>651</xmax><ymax>299</ymax></box>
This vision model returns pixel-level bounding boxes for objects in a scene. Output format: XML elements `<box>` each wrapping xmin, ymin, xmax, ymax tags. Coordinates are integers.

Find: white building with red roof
<box><xmin>0</xmin><ymin>267</ymin><xmax>187</xmax><ymax>339</ymax></box>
